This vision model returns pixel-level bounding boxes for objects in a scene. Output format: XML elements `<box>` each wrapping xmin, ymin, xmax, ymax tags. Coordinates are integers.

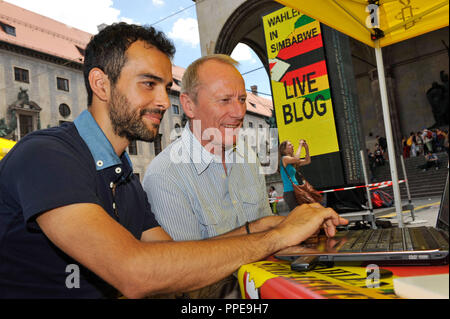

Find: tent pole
<box><xmin>374</xmin><ymin>40</ymin><xmax>404</xmax><ymax>228</ymax></box>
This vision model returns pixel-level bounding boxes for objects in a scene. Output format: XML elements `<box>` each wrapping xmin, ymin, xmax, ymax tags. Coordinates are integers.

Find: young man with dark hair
<box><xmin>0</xmin><ymin>23</ymin><xmax>347</xmax><ymax>299</ymax></box>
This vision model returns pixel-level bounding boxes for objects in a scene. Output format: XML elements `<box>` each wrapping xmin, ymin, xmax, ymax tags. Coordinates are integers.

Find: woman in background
<box><xmin>279</xmin><ymin>139</ymin><xmax>311</xmax><ymax>211</ymax></box>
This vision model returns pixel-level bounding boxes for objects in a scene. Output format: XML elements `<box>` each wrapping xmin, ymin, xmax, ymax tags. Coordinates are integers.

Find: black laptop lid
<box><xmin>436</xmin><ymin>172</ymin><xmax>449</xmax><ymax>232</ymax></box>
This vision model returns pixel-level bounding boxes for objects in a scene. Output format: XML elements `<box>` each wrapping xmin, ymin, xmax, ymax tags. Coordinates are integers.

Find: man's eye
<box><xmin>144</xmin><ymin>82</ymin><xmax>155</xmax><ymax>88</ymax></box>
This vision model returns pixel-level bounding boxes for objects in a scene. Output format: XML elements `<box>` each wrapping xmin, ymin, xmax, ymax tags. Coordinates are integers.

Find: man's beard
<box><xmin>108</xmin><ymin>88</ymin><xmax>163</xmax><ymax>142</ymax></box>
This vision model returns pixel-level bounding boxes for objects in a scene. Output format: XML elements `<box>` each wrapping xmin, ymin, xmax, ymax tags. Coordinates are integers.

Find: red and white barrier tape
<box><xmin>269</xmin><ymin>180</ymin><xmax>406</xmax><ymax>202</ymax></box>
<box><xmin>319</xmin><ymin>180</ymin><xmax>406</xmax><ymax>194</ymax></box>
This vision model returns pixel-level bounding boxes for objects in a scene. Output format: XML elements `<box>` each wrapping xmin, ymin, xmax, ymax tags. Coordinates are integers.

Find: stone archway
<box><xmin>214</xmin><ymin>0</ymin><xmax>282</xmax><ymax>70</ymax></box>
<box><xmin>196</xmin><ymin>0</ymin><xmax>282</xmax><ymax>73</ymax></box>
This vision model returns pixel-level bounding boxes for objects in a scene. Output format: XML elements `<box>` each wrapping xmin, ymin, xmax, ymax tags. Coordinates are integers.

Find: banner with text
<box><xmin>263</xmin><ymin>6</ymin><xmax>339</xmax><ymax>156</ymax></box>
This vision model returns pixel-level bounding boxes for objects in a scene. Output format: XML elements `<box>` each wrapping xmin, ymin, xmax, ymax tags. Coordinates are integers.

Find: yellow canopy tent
<box><xmin>275</xmin><ymin>0</ymin><xmax>449</xmax><ymax>227</ymax></box>
<box><xmin>275</xmin><ymin>0</ymin><xmax>449</xmax><ymax>48</ymax></box>
<box><xmin>0</xmin><ymin>137</ymin><xmax>16</xmax><ymax>160</ymax></box>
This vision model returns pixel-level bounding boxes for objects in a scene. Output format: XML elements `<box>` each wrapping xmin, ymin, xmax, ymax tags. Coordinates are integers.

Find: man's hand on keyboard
<box><xmin>275</xmin><ymin>203</ymin><xmax>348</xmax><ymax>248</ymax></box>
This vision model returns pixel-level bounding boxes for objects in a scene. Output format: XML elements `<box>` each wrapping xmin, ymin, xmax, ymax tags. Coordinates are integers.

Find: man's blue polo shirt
<box><xmin>0</xmin><ymin>110</ymin><xmax>159</xmax><ymax>298</ymax></box>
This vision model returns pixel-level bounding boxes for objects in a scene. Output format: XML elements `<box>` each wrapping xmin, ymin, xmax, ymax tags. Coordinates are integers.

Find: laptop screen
<box><xmin>437</xmin><ymin>172</ymin><xmax>449</xmax><ymax>232</ymax></box>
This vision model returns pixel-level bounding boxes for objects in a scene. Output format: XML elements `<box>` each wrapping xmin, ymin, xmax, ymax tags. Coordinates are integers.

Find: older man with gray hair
<box><xmin>143</xmin><ymin>54</ymin><xmax>283</xmax><ymax>243</ymax></box>
<box><xmin>143</xmin><ymin>54</ymin><xmax>282</xmax><ymax>297</ymax></box>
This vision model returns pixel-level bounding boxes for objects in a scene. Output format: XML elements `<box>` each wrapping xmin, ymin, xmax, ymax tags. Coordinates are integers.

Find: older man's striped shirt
<box><xmin>142</xmin><ymin>125</ymin><xmax>272</xmax><ymax>241</ymax></box>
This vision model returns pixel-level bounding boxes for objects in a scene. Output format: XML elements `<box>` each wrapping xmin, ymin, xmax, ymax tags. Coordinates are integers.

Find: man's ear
<box><xmin>180</xmin><ymin>93</ymin><xmax>195</xmax><ymax>120</ymax></box>
<box><xmin>88</xmin><ymin>68</ymin><xmax>110</xmax><ymax>103</ymax></box>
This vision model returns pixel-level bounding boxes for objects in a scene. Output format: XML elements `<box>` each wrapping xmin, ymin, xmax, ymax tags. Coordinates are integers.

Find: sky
<box><xmin>5</xmin><ymin>0</ymin><xmax>272</xmax><ymax>97</ymax></box>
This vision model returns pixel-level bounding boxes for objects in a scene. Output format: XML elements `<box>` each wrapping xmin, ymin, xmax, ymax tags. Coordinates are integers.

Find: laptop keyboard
<box><xmin>336</xmin><ymin>227</ymin><xmax>448</xmax><ymax>252</ymax></box>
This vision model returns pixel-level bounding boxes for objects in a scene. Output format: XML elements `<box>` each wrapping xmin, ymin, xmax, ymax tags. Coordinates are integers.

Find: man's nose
<box><xmin>155</xmin><ymin>87</ymin><xmax>170</xmax><ymax>111</ymax></box>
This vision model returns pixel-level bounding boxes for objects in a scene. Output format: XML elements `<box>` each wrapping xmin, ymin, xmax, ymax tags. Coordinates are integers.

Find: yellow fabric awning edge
<box><xmin>274</xmin><ymin>0</ymin><xmax>449</xmax><ymax>48</ymax></box>
<box><xmin>275</xmin><ymin>0</ymin><xmax>375</xmax><ymax>47</ymax></box>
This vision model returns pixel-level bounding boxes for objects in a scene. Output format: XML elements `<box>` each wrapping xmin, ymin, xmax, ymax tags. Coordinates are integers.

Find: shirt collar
<box><xmin>74</xmin><ymin>109</ymin><xmax>132</xmax><ymax>171</ymax></box>
<box><xmin>181</xmin><ymin>122</ymin><xmax>216</xmax><ymax>175</ymax></box>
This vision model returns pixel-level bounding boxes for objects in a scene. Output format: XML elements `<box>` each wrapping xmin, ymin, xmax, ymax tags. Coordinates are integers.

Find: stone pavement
<box><xmin>378</xmin><ymin>196</ymin><xmax>442</xmax><ymax>228</ymax></box>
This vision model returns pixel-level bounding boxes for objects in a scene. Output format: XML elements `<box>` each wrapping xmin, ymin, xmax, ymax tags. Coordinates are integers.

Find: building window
<box><xmin>59</xmin><ymin>103</ymin><xmax>71</xmax><ymax>118</ymax></box>
<box><xmin>0</xmin><ymin>22</ymin><xmax>16</xmax><ymax>36</ymax></box>
<box><xmin>57</xmin><ymin>77</ymin><xmax>69</xmax><ymax>91</ymax></box>
<box><xmin>128</xmin><ymin>140</ymin><xmax>138</xmax><ymax>155</ymax></box>
<box><xmin>248</xmin><ymin>122</ymin><xmax>253</xmax><ymax>128</ymax></box>
<box><xmin>172</xmin><ymin>104</ymin><xmax>179</xmax><ymax>115</ymax></box>
<box><xmin>14</xmin><ymin>67</ymin><xmax>29</xmax><ymax>83</ymax></box>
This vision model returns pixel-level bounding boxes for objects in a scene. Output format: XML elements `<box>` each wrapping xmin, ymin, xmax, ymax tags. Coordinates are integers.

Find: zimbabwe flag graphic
<box><xmin>263</xmin><ymin>7</ymin><xmax>339</xmax><ymax>157</ymax></box>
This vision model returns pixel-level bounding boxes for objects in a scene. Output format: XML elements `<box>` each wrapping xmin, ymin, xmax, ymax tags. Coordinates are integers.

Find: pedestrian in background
<box><xmin>374</xmin><ymin>143</ymin><xmax>385</xmax><ymax>166</ymax></box>
<box><xmin>268</xmin><ymin>186</ymin><xmax>278</xmax><ymax>214</ymax></box>
<box><xmin>422</xmin><ymin>129</ymin><xmax>433</xmax><ymax>153</ymax></box>
<box><xmin>416</xmin><ymin>131</ymin><xmax>424</xmax><ymax>156</ymax></box>
<box><xmin>418</xmin><ymin>151</ymin><xmax>440</xmax><ymax>171</ymax></box>
<box><xmin>402</xmin><ymin>136</ymin><xmax>410</xmax><ymax>158</ymax></box>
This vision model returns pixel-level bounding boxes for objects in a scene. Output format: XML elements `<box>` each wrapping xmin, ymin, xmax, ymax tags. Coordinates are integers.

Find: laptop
<box><xmin>275</xmin><ymin>173</ymin><xmax>449</xmax><ymax>271</ymax></box>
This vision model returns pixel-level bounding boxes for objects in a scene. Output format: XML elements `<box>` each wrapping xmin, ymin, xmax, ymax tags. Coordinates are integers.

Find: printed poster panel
<box><xmin>238</xmin><ymin>261</ymin><xmax>400</xmax><ymax>299</ymax></box>
<box><xmin>263</xmin><ymin>6</ymin><xmax>339</xmax><ymax>156</ymax></box>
